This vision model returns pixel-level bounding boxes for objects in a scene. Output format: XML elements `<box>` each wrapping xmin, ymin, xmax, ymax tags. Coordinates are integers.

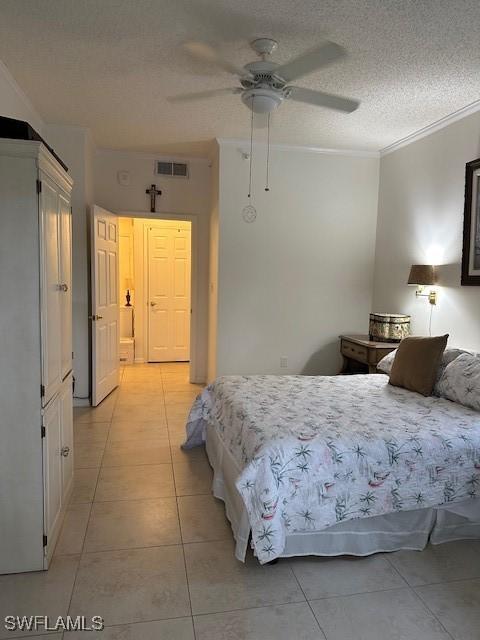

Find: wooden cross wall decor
<box><xmin>146</xmin><ymin>184</ymin><xmax>162</xmax><ymax>212</ymax></box>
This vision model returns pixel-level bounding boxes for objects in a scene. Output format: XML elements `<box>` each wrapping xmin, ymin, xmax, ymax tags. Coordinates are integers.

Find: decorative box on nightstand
<box><xmin>340</xmin><ymin>334</ymin><xmax>398</xmax><ymax>374</ymax></box>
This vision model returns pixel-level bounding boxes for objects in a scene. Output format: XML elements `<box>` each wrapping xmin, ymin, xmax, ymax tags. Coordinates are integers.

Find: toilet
<box><xmin>120</xmin><ymin>306</ymin><xmax>135</xmax><ymax>364</ymax></box>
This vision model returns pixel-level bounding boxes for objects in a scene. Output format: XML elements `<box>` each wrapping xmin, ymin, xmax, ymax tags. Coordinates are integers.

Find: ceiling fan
<box><xmin>168</xmin><ymin>37</ymin><xmax>360</xmax><ymax>115</ymax></box>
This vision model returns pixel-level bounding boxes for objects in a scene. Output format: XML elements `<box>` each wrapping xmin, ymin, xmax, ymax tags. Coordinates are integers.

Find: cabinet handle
<box><xmin>61</xmin><ymin>446</ymin><xmax>70</xmax><ymax>457</ymax></box>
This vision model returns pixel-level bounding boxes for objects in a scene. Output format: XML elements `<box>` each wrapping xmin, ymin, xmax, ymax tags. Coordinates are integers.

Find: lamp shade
<box><xmin>124</xmin><ymin>277</ymin><xmax>134</xmax><ymax>290</ymax></box>
<box><xmin>407</xmin><ymin>264</ymin><xmax>436</xmax><ymax>285</ymax></box>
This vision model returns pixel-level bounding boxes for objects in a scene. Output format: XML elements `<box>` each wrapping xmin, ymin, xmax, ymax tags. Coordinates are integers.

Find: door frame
<box><xmin>119</xmin><ymin>211</ymin><xmax>199</xmax><ymax>384</ymax></box>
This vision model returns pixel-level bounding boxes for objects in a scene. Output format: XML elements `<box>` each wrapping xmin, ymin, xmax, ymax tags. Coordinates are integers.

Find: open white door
<box><xmin>91</xmin><ymin>205</ymin><xmax>120</xmax><ymax>406</ymax></box>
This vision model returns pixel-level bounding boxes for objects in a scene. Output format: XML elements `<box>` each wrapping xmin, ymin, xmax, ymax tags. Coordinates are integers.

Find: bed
<box><xmin>183</xmin><ymin>372</ymin><xmax>480</xmax><ymax>564</ymax></box>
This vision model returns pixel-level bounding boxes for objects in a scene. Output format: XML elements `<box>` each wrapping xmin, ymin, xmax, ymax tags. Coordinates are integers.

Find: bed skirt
<box><xmin>204</xmin><ymin>422</ymin><xmax>480</xmax><ymax>562</ymax></box>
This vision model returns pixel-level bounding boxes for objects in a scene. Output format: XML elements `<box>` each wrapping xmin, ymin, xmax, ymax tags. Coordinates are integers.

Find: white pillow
<box><xmin>376</xmin><ymin>346</ymin><xmax>477</xmax><ymax>379</ymax></box>
<box><xmin>435</xmin><ymin>353</ymin><xmax>480</xmax><ymax>411</ymax></box>
<box><xmin>377</xmin><ymin>349</ymin><xmax>397</xmax><ymax>374</ymax></box>
<box><xmin>434</xmin><ymin>348</ymin><xmax>480</xmax><ymax>395</ymax></box>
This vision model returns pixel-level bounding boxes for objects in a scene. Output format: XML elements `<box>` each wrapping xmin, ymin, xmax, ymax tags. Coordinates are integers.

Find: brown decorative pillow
<box><xmin>389</xmin><ymin>335</ymin><xmax>449</xmax><ymax>396</ymax></box>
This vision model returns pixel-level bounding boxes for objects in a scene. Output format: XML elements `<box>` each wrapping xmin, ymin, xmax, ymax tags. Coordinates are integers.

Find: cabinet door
<box><xmin>40</xmin><ymin>174</ymin><xmax>62</xmax><ymax>405</ymax></box>
<box><xmin>59</xmin><ymin>376</ymin><xmax>74</xmax><ymax>499</ymax></box>
<box><xmin>59</xmin><ymin>193</ymin><xmax>72</xmax><ymax>379</ymax></box>
<box><xmin>42</xmin><ymin>395</ymin><xmax>63</xmax><ymax>556</ymax></box>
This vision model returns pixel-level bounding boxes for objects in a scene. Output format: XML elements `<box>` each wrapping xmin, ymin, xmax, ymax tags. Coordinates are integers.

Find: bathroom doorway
<box><xmin>118</xmin><ymin>216</ymin><xmax>193</xmax><ymax>372</ymax></box>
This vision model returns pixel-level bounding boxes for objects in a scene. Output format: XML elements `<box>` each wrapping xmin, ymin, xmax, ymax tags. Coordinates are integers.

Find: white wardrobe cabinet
<box><xmin>0</xmin><ymin>139</ymin><xmax>74</xmax><ymax>574</ymax></box>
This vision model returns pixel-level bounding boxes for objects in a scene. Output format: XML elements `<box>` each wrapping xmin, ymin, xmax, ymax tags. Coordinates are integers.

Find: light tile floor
<box><xmin>2</xmin><ymin>363</ymin><xmax>480</xmax><ymax>639</ymax></box>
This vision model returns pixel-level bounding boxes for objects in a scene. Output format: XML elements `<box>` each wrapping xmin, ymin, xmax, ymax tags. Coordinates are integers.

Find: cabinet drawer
<box><xmin>341</xmin><ymin>340</ymin><xmax>368</xmax><ymax>362</ymax></box>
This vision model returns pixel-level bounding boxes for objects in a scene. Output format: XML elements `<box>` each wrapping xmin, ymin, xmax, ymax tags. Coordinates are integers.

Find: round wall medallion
<box><xmin>242</xmin><ymin>204</ymin><xmax>257</xmax><ymax>223</ymax></box>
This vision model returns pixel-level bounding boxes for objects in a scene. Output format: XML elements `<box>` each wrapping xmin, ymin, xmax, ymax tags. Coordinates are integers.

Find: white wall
<box><xmin>93</xmin><ymin>149</ymin><xmax>211</xmax><ymax>381</ymax></box>
<box><xmin>0</xmin><ymin>60</ymin><xmax>44</xmax><ymax>134</ymax></box>
<box><xmin>43</xmin><ymin>125</ymin><xmax>93</xmax><ymax>402</ymax></box>
<box><xmin>373</xmin><ymin>111</ymin><xmax>480</xmax><ymax>351</ymax></box>
<box><xmin>207</xmin><ymin>142</ymin><xmax>219</xmax><ymax>381</ymax></box>
<box><xmin>214</xmin><ymin>142</ymin><xmax>380</xmax><ymax>376</ymax></box>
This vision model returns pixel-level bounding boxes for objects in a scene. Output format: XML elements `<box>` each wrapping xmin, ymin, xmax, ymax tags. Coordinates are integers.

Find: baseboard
<box><xmin>134</xmin><ymin>357</ymin><xmax>145</xmax><ymax>364</ymax></box>
<box><xmin>73</xmin><ymin>397</ymin><xmax>90</xmax><ymax>407</ymax></box>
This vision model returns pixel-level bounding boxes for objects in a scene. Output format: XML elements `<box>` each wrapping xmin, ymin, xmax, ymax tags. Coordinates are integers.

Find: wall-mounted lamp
<box><xmin>407</xmin><ymin>264</ymin><xmax>437</xmax><ymax>305</ymax></box>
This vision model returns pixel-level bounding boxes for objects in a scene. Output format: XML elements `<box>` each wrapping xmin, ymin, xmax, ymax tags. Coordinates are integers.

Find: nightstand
<box><xmin>340</xmin><ymin>334</ymin><xmax>398</xmax><ymax>374</ymax></box>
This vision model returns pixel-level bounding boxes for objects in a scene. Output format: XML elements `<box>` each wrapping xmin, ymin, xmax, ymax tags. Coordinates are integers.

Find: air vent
<box><xmin>155</xmin><ymin>160</ymin><xmax>189</xmax><ymax>179</ymax></box>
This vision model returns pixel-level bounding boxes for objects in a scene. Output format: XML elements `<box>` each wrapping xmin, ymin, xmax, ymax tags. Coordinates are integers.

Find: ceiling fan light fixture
<box><xmin>241</xmin><ymin>88</ymin><xmax>283</xmax><ymax>113</ymax></box>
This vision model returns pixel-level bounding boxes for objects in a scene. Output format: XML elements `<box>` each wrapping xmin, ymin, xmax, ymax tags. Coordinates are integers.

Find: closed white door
<box><xmin>147</xmin><ymin>222</ymin><xmax>191</xmax><ymax>362</ymax></box>
<box><xmin>91</xmin><ymin>205</ymin><xmax>120</xmax><ymax>406</ymax></box>
<box><xmin>59</xmin><ymin>193</ymin><xmax>72</xmax><ymax>379</ymax></box>
<box><xmin>40</xmin><ymin>173</ymin><xmax>62</xmax><ymax>405</ymax></box>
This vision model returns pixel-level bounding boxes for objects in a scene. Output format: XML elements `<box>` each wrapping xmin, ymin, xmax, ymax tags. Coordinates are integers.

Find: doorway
<box><xmin>118</xmin><ymin>216</ymin><xmax>192</xmax><ymax>367</ymax></box>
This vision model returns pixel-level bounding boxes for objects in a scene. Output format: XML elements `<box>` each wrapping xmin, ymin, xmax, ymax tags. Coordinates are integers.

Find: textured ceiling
<box><xmin>1</xmin><ymin>0</ymin><xmax>480</xmax><ymax>156</ymax></box>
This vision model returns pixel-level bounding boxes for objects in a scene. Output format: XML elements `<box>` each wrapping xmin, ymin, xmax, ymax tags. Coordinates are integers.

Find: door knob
<box><xmin>88</xmin><ymin>314</ymin><xmax>103</xmax><ymax>321</ymax></box>
<box><xmin>61</xmin><ymin>446</ymin><xmax>70</xmax><ymax>457</ymax></box>
<box><xmin>61</xmin><ymin>283</ymin><xmax>69</xmax><ymax>292</ymax></box>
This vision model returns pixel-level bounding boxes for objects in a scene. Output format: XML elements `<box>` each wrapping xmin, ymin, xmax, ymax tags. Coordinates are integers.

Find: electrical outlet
<box><xmin>280</xmin><ymin>356</ymin><xmax>288</xmax><ymax>368</ymax></box>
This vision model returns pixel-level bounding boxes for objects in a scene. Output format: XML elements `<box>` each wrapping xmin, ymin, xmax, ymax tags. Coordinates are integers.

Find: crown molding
<box><xmin>380</xmin><ymin>99</ymin><xmax>480</xmax><ymax>156</ymax></box>
<box><xmin>95</xmin><ymin>147</ymin><xmax>211</xmax><ymax>163</ymax></box>
<box><xmin>216</xmin><ymin>137</ymin><xmax>379</xmax><ymax>158</ymax></box>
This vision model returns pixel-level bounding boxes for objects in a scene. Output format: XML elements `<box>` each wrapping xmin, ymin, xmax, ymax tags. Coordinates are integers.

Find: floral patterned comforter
<box><xmin>184</xmin><ymin>374</ymin><xmax>480</xmax><ymax>564</ymax></box>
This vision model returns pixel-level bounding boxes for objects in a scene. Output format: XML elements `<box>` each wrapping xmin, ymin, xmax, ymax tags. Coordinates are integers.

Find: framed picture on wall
<box><xmin>461</xmin><ymin>157</ymin><xmax>480</xmax><ymax>285</ymax></box>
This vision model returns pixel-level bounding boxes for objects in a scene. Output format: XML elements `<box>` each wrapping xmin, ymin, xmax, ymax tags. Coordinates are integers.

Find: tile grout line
<box><xmin>411</xmin><ymin>585</ymin><xmax>455</xmax><ymax>640</ymax></box>
<box><xmin>54</xmin><ymin>537</ymin><xmax>237</xmax><ymax>557</ymax></box>
<box><xmin>383</xmin><ymin>556</ymin><xmax>455</xmax><ymax>640</ymax></box>
<box><xmin>190</xmin><ymin>597</ymin><xmax>310</xmax><ymax>621</ymax></box>
<box><xmin>384</xmin><ymin>550</ymin><xmax>480</xmax><ymax>587</ymax></box>
<box><xmin>287</xmin><ymin>563</ymin><xmax>329</xmax><ymax>640</ymax></box>
<box><xmin>295</xmin><ymin>582</ymin><xmax>426</xmax><ymax>603</ymax></box>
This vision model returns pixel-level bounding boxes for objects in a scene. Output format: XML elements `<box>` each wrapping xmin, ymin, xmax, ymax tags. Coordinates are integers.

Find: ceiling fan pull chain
<box><xmin>248</xmin><ymin>96</ymin><xmax>254</xmax><ymax>199</ymax></box>
<box><xmin>265</xmin><ymin>112</ymin><xmax>271</xmax><ymax>192</ymax></box>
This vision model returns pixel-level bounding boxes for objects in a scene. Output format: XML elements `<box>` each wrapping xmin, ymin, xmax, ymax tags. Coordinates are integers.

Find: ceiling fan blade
<box><xmin>274</xmin><ymin>41</ymin><xmax>346</xmax><ymax>83</ymax></box>
<box><xmin>167</xmin><ymin>87</ymin><xmax>240</xmax><ymax>103</ymax></box>
<box><xmin>287</xmin><ymin>87</ymin><xmax>359</xmax><ymax>113</ymax></box>
<box><xmin>183</xmin><ymin>41</ymin><xmax>248</xmax><ymax>77</ymax></box>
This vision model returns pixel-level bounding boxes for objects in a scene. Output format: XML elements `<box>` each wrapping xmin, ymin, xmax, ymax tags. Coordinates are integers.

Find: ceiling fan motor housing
<box><xmin>241</xmin><ymin>87</ymin><xmax>284</xmax><ymax>113</ymax></box>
